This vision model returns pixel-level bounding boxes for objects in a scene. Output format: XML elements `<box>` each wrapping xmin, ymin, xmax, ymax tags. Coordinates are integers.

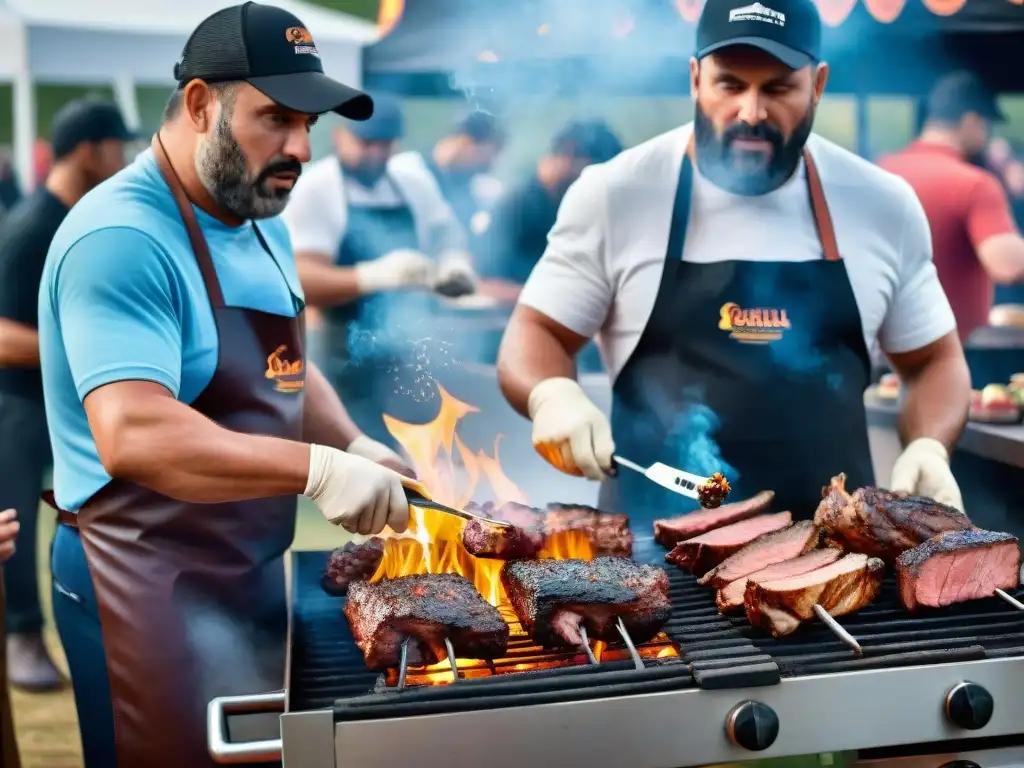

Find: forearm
<box><xmin>497</xmin><ymin>306</ymin><xmax>580</xmax><ymax>417</ymax></box>
<box><xmin>427</xmin><ymin>218</ymin><xmax>467</xmax><ymax>258</ymax></box>
<box><xmin>302</xmin><ymin>363</ymin><xmax>363</xmax><ymax>449</ymax></box>
<box><xmin>296</xmin><ymin>256</ymin><xmax>362</xmax><ymax>307</ymax></box>
<box><xmin>0</xmin><ymin>318</ymin><xmax>39</xmax><ymax>367</ymax></box>
<box><xmin>897</xmin><ymin>352</ymin><xmax>971</xmax><ymax>452</ymax></box>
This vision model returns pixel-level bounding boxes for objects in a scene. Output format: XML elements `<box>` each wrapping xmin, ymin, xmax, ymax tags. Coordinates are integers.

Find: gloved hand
<box><xmin>528</xmin><ymin>377</ymin><xmax>614</xmax><ymax>480</ymax></box>
<box><xmin>346</xmin><ymin>434</ymin><xmax>417</xmax><ymax>479</ymax></box>
<box><xmin>303</xmin><ymin>444</ymin><xmax>410</xmax><ymax>535</ymax></box>
<box><xmin>354</xmin><ymin>249</ymin><xmax>435</xmax><ymax>294</ymax></box>
<box><xmin>0</xmin><ymin>508</ymin><xmax>17</xmax><ymax>563</ymax></box>
<box><xmin>889</xmin><ymin>437</ymin><xmax>965</xmax><ymax>512</ymax></box>
<box><xmin>433</xmin><ymin>250</ymin><xmax>477</xmax><ymax>298</ymax></box>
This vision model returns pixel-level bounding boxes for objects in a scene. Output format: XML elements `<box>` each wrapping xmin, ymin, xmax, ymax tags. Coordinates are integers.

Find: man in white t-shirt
<box><xmin>282</xmin><ymin>94</ymin><xmax>476</xmax><ymax>444</ymax></box>
<box><xmin>497</xmin><ymin>0</ymin><xmax>971</xmax><ymax>560</ymax></box>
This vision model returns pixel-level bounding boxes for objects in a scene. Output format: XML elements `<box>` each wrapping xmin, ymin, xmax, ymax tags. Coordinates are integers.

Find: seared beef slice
<box><xmin>545</xmin><ymin>503</ymin><xmax>632</xmax><ymax>557</ymax></box>
<box><xmin>462</xmin><ymin>502</ymin><xmax>546</xmax><ymax>559</ymax></box>
<box><xmin>698</xmin><ymin>521</ymin><xmax>821</xmax><ymax>588</ymax></box>
<box><xmin>666</xmin><ymin>512</ymin><xmax>792</xmax><ymax>576</ymax></box>
<box><xmin>745</xmin><ymin>553</ymin><xmax>885</xmax><ymax>637</ymax></box>
<box><xmin>654</xmin><ymin>491</ymin><xmax>775</xmax><ymax>548</ymax></box>
<box><xmin>344</xmin><ymin>574</ymin><xmax>509</xmax><ymax>670</ymax></box>
<box><xmin>501</xmin><ymin>558</ymin><xmax>671</xmax><ymax>648</ymax></box>
<box><xmin>716</xmin><ymin>548</ymin><xmax>844</xmax><ymax>613</ymax></box>
<box><xmin>896</xmin><ymin>529</ymin><xmax>1021</xmax><ymax>611</ymax></box>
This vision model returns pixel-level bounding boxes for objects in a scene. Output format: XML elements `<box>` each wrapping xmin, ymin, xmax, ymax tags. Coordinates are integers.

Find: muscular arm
<box><xmin>0</xmin><ymin>318</ymin><xmax>39</xmax><ymax>367</ymax></box>
<box><xmin>295</xmin><ymin>252</ymin><xmax>362</xmax><ymax>308</ymax></box>
<box><xmin>889</xmin><ymin>331</ymin><xmax>970</xmax><ymax>452</ymax></box>
<box><xmin>85</xmin><ymin>380</ymin><xmax>309</xmax><ymax>503</ymax></box>
<box><xmin>302</xmin><ymin>362</ymin><xmax>362</xmax><ymax>449</ymax></box>
<box><xmin>968</xmin><ymin>174</ymin><xmax>1024</xmax><ymax>284</ymax></box>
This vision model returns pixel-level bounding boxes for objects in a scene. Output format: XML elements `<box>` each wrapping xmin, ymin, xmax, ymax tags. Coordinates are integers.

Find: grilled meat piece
<box><xmin>665</xmin><ymin>512</ymin><xmax>792</xmax><ymax>576</ymax></box>
<box><xmin>745</xmin><ymin>553</ymin><xmax>885</xmax><ymax>637</ymax></box>
<box><xmin>501</xmin><ymin>558</ymin><xmax>671</xmax><ymax>648</ymax></box>
<box><xmin>896</xmin><ymin>529</ymin><xmax>1021</xmax><ymax>611</ymax></box>
<box><xmin>654</xmin><ymin>491</ymin><xmax>775</xmax><ymax>548</ymax></box>
<box><xmin>717</xmin><ymin>548</ymin><xmax>844</xmax><ymax>613</ymax></box>
<box><xmin>545</xmin><ymin>503</ymin><xmax>632</xmax><ymax>557</ymax></box>
<box><xmin>697</xmin><ymin>521</ymin><xmax>821</xmax><ymax>588</ymax></box>
<box><xmin>321</xmin><ymin>538</ymin><xmax>386</xmax><ymax>596</ymax></box>
<box><xmin>344</xmin><ymin>574</ymin><xmax>509</xmax><ymax>670</ymax></box>
<box><xmin>814</xmin><ymin>473</ymin><xmax>973</xmax><ymax>563</ymax></box>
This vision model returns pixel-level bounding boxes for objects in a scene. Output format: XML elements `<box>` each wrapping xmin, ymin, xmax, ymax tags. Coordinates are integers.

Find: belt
<box><xmin>58</xmin><ymin>509</ymin><xmax>78</xmax><ymax>529</ymax></box>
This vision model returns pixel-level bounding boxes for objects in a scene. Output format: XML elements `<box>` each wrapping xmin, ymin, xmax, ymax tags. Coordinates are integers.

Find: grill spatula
<box><xmin>612</xmin><ymin>455</ymin><xmax>730</xmax><ymax>507</ymax></box>
<box><xmin>401</xmin><ymin>478</ymin><xmax>513</xmax><ymax>529</ymax></box>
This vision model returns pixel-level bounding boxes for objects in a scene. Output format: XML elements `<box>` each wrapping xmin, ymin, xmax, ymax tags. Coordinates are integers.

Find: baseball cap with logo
<box><xmin>696</xmin><ymin>0</ymin><xmax>822</xmax><ymax>70</ymax></box>
<box><xmin>173</xmin><ymin>2</ymin><xmax>374</xmax><ymax>120</ymax></box>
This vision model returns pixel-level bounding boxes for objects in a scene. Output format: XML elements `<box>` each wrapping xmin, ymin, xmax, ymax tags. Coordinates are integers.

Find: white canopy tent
<box><xmin>0</xmin><ymin>0</ymin><xmax>379</xmax><ymax>189</ymax></box>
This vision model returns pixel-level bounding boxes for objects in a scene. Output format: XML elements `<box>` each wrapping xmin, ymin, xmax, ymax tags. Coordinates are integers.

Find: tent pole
<box><xmin>855</xmin><ymin>92</ymin><xmax>870</xmax><ymax>160</ymax></box>
<box><xmin>11</xmin><ymin>22</ymin><xmax>34</xmax><ymax>194</ymax></box>
<box><xmin>113</xmin><ymin>74</ymin><xmax>141</xmax><ymax>132</ymax></box>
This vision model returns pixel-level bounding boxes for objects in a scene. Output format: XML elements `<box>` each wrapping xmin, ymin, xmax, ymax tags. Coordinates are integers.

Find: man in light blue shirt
<box><xmin>40</xmin><ymin>4</ymin><xmax>418</xmax><ymax>766</ymax></box>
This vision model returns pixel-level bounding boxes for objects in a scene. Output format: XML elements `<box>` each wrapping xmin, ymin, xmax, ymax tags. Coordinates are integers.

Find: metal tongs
<box><xmin>612</xmin><ymin>455</ymin><xmax>730</xmax><ymax>507</ymax></box>
<box><xmin>401</xmin><ymin>478</ymin><xmax>513</xmax><ymax>530</ymax></box>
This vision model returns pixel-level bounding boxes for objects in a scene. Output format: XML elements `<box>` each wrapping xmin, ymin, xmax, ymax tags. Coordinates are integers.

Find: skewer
<box><xmin>578</xmin><ymin>625</ymin><xmax>599</xmax><ymax>665</ymax></box>
<box><xmin>616</xmin><ymin>617</ymin><xmax>645</xmax><ymax>670</ymax></box>
<box><xmin>995</xmin><ymin>588</ymin><xmax>1024</xmax><ymax>611</ymax></box>
<box><xmin>812</xmin><ymin>604</ymin><xmax>863</xmax><ymax>656</ymax></box>
<box><xmin>397</xmin><ymin>638</ymin><xmax>411</xmax><ymax>691</ymax></box>
<box><xmin>444</xmin><ymin>637</ymin><xmax>460</xmax><ymax>683</ymax></box>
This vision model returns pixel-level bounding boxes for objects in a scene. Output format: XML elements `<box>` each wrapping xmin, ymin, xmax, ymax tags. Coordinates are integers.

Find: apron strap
<box><xmin>151</xmin><ymin>135</ymin><xmax>226</xmax><ymax>308</ymax></box>
<box><xmin>802</xmin><ymin>149</ymin><xmax>841</xmax><ymax>262</ymax></box>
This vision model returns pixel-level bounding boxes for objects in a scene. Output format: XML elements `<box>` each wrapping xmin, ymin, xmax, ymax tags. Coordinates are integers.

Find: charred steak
<box><xmin>716</xmin><ymin>548</ymin><xmax>844</xmax><ymax>613</ymax></box>
<box><xmin>344</xmin><ymin>574</ymin><xmax>509</xmax><ymax>670</ymax></box>
<box><xmin>545</xmin><ymin>503</ymin><xmax>632</xmax><ymax>557</ymax></box>
<box><xmin>745</xmin><ymin>553</ymin><xmax>885</xmax><ymax>637</ymax></box>
<box><xmin>665</xmin><ymin>512</ymin><xmax>793</xmax><ymax>576</ymax></box>
<box><xmin>654</xmin><ymin>491</ymin><xmax>775</xmax><ymax>548</ymax></box>
<box><xmin>321</xmin><ymin>538</ymin><xmax>386</xmax><ymax>596</ymax></box>
<box><xmin>896</xmin><ymin>529</ymin><xmax>1022</xmax><ymax>611</ymax></box>
<box><xmin>814</xmin><ymin>473</ymin><xmax>972</xmax><ymax>562</ymax></box>
<box><xmin>698</xmin><ymin>520</ymin><xmax>821</xmax><ymax>588</ymax></box>
<box><xmin>501</xmin><ymin>558</ymin><xmax>671</xmax><ymax>649</ymax></box>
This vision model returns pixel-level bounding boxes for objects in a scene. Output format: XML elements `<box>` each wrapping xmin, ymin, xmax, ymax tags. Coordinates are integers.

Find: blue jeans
<box><xmin>51</xmin><ymin>524</ymin><xmax>116</xmax><ymax>768</ymax></box>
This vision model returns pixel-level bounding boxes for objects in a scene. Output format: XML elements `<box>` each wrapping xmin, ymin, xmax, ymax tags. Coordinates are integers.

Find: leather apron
<box><xmin>51</xmin><ymin>137</ymin><xmax>304</xmax><ymax>767</ymax></box>
<box><xmin>0</xmin><ymin>578</ymin><xmax>21</xmax><ymax>768</ymax></box>
<box><xmin>599</xmin><ymin>138</ymin><xmax>874</xmax><ymax>564</ymax></box>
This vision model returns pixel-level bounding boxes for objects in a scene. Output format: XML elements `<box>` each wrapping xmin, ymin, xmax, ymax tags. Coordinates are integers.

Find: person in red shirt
<box><xmin>879</xmin><ymin>71</ymin><xmax>1024</xmax><ymax>342</ymax></box>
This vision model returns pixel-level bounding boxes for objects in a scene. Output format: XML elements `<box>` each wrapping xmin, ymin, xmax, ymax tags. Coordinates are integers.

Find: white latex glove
<box><xmin>528</xmin><ymin>377</ymin><xmax>614</xmax><ymax>480</ymax></box>
<box><xmin>433</xmin><ymin>250</ymin><xmax>477</xmax><ymax>297</ymax></box>
<box><xmin>303</xmin><ymin>444</ymin><xmax>410</xmax><ymax>535</ymax></box>
<box><xmin>889</xmin><ymin>437</ymin><xmax>965</xmax><ymax>512</ymax></box>
<box><xmin>346</xmin><ymin>434</ymin><xmax>416</xmax><ymax>477</ymax></box>
<box><xmin>354</xmin><ymin>249</ymin><xmax>434</xmax><ymax>294</ymax></box>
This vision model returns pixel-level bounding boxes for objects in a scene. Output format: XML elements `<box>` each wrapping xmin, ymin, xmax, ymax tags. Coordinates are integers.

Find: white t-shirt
<box><xmin>281</xmin><ymin>151</ymin><xmax>465</xmax><ymax>257</ymax></box>
<box><xmin>518</xmin><ymin>123</ymin><xmax>956</xmax><ymax>382</ymax></box>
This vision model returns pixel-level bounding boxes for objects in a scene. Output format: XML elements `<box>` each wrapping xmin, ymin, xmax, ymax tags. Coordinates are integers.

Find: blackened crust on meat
<box><xmin>463</xmin><ymin>519</ymin><xmax>544</xmax><ymax>559</ymax></box>
<box><xmin>545</xmin><ymin>503</ymin><xmax>633</xmax><ymax>557</ymax></box>
<box><xmin>501</xmin><ymin>558</ymin><xmax>671</xmax><ymax>648</ymax></box>
<box><xmin>321</xmin><ymin>538</ymin><xmax>386</xmax><ymax>596</ymax></box>
<box><xmin>654</xmin><ymin>491</ymin><xmax>775</xmax><ymax>548</ymax></box>
<box><xmin>344</xmin><ymin>574</ymin><xmax>509</xmax><ymax>670</ymax></box>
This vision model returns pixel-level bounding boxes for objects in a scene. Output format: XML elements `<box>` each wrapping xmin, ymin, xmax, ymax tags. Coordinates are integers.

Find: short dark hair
<box><xmin>551</xmin><ymin>120</ymin><xmax>622</xmax><ymax>164</ymax></box>
<box><xmin>455</xmin><ymin>111</ymin><xmax>504</xmax><ymax>146</ymax></box>
<box><xmin>163</xmin><ymin>80</ymin><xmax>242</xmax><ymax>121</ymax></box>
<box><xmin>925</xmin><ymin>70</ymin><xmax>1004</xmax><ymax>125</ymax></box>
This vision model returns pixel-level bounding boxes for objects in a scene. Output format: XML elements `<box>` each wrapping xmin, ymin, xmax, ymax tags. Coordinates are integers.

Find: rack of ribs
<box><xmin>744</xmin><ymin>553</ymin><xmax>885</xmax><ymax>638</ymax></box>
<box><xmin>654</xmin><ymin>490</ymin><xmax>775</xmax><ymax>549</ymax></box>
<box><xmin>716</xmin><ymin>548</ymin><xmax>844</xmax><ymax>613</ymax></box>
<box><xmin>665</xmin><ymin>511</ymin><xmax>792</xmax><ymax>577</ymax></box>
<box><xmin>896</xmin><ymin>529</ymin><xmax>1022</xmax><ymax>611</ymax></box>
<box><xmin>344</xmin><ymin>574</ymin><xmax>509</xmax><ymax>670</ymax></box>
<box><xmin>501</xmin><ymin>558</ymin><xmax>672</xmax><ymax>649</ymax></box>
<box><xmin>813</xmin><ymin>473</ymin><xmax>973</xmax><ymax>562</ymax></box>
<box><xmin>698</xmin><ymin>520</ymin><xmax>821</xmax><ymax>589</ymax></box>
<box><xmin>321</xmin><ymin>538</ymin><xmax>386</xmax><ymax>596</ymax></box>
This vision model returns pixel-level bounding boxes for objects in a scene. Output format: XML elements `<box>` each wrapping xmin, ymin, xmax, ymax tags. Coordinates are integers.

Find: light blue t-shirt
<box><xmin>39</xmin><ymin>149</ymin><xmax>305</xmax><ymax>511</ymax></box>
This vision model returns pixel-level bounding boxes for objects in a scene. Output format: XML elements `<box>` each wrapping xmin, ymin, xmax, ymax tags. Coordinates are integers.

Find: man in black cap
<box><xmin>40</xmin><ymin>5</ymin><xmax>418</xmax><ymax>766</ymax></box>
<box><xmin>497</xmin><ymin>0</ymin><xmax>971</xmax><ymax>562</ymax></box>
<box><xmin>0</xmin><ymin>97</ymin><xmax>133</xmax><ymax>692</ymax></box>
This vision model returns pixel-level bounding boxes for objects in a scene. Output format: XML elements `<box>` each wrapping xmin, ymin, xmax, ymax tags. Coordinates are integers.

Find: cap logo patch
<box><xmin>729</xmin><ymin>2</ymin><xmax>786</xmax><ymax>25</ymax></box>
<box><xmin>286</xmin><ymin>26</ymin><xmax>319</xmax><ymax>56</ymax></box>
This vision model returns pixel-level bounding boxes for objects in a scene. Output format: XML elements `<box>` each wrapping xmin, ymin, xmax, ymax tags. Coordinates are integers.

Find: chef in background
<box><xmin>497</xmin><ymin>0</ymin><xmax>970</xmax><ymax>561</ymax></box>
<box><xmin>282</xmin><ymin>93</ymin><xmax>477</xmax><ymax>445</ymax></box>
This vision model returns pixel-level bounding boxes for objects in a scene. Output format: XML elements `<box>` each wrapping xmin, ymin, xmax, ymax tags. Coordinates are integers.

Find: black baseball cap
<box><xmin>173</xmin><ymin>2</ymin><xmax>373</xmax><ymax>120</ymax></box>
<box><xmin>552</xmin><ymin>120</ymin><xmax>623</xmax><ymax>164</ymax></box>
<box><xmin>51</xmin><ymin>99</ymin><xmax>138</xmax><ymax>159</ymax></box>
<box><xmin>696</xmin><ymin>0</ymin><xmax>822</xmax><ymax>70</ymax></box>
<box><xmin>927</xmin><ymin>71</ymin><xmax>1005</xmax><ymax>124</ymax></box>
<box><xmin>455</xmin><ymin>111</ymin><xmax>505</xmax><ymax>145</ymax></box>
<box><xmin>347</xmin><ymin>93</ymin><xmax>404</xmax><ymax>141</ymax></box>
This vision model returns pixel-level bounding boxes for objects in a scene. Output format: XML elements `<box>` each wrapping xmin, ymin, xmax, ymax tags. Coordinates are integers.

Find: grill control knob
<box><xmin>725</xmin><ymin>701</ymin><xmax>779</xmax><ymax>752</ymax></box>
<box><xmin>945</xmin><ymin>682</ymin><xmax>994</xmax><ymax>730</ymax></box>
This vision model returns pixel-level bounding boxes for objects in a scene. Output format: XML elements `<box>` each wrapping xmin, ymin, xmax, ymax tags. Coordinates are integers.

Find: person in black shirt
<box><xmin>0</xmin><ymin>97</ymin><xmax>133</xmax><ymax>689</ymax></box>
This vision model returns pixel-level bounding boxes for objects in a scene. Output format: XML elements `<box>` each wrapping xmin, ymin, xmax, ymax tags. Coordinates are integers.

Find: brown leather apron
<box><xmin>54</xmin><ymin>137</ymin><xmax>305</xmax><ymax>767</ymax></box>
<box><xmin>0</xmin><ymin>578</ymin><xmax>21</xmax><ymax>768</ymax></box>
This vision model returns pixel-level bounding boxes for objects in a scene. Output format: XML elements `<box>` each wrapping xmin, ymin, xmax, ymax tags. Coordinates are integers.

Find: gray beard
<box><xmin>194</xmin><ymin>108</ymin><xmax>290</xmax><ymax>220</ymax></box>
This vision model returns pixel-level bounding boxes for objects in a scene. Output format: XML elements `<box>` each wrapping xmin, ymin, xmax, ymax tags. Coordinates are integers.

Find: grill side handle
<box><xmin>207</xmin><ymin>690</ymin><xmax>285</xmax><ymax>764</ymax></box>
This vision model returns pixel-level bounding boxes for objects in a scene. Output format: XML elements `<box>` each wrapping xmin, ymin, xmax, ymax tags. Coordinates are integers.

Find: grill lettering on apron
<box><xmin>599</xmin><ymin>136</ymin><xmax>874</xmax><ymax>564</ymax></box>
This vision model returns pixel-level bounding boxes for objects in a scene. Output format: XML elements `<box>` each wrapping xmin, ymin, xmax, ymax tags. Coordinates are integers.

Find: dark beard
<box><xmin>342</xmin><ymin>160</ymin><xmax>389</xmax><ymax>189</ymax></box>
<box><xmin>693</xmin><ymin>102</ymin><xmax>814</xmax><ymax>196</ymax></box>
<box><xmin>195</xmin><ymin>108</ymin><xmax>301</xmax><ymax>220</ymax></box>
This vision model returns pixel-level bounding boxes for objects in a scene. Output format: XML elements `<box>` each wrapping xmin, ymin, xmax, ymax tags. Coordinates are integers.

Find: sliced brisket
<box><xmin>654</xmin><ymin>490</ymin><xmax>775</xmax><ymax>548</ymax></box>
<box><xmin>698</xmin><ymin>520</ymin><xmax>821</xmax><ymax>588</ymax></box>
<box><xmin>896</xmin><ymin>529</ymin><xmax>1021</xmax><ymax>611</ymax></box>
<box><xmin>344</xmin><ymin>574</ymin><xmax>509</xmax><ymax>670</ymax></box>
<box><xmin>501</xmin><ymin>558</ymin><xmax>671</xmax><ymax>649</ymax></box>
<box><xmin>716</xmin><ymin>548</ymin><xmax>844</xmax><ymax>613</ymax></box>
<box><xmin>665</xmin><ymin>512</ymin><xmax>792</xmax><ymax>577</ymax></box>
<box><xmin>321</xmin><ymin>538</ymin><xmax>386</xmax><ymax>596</ymax></box>
<box><xmin>744</xmin><ymin>553</ymin><xmax>885</xmax><ymax>637</ymax></box>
